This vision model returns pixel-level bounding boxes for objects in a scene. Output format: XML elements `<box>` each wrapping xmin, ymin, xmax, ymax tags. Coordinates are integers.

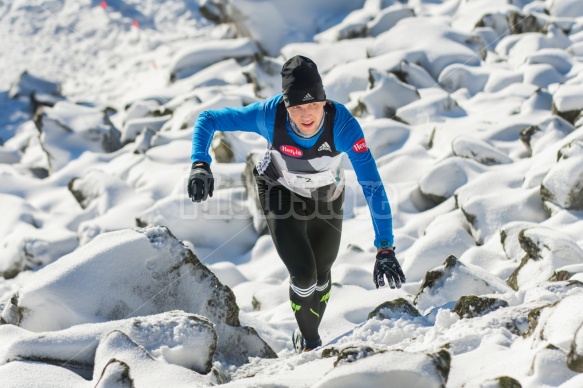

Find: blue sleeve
<box><xmin>191</xmin><ymin>95</ymin><xmax>281</xmax><ymax>163</ymax></box>
<box><xmin>333</xmin><ymin>102</ymin><xmax>394</xmax><ymax>248</ymax></box>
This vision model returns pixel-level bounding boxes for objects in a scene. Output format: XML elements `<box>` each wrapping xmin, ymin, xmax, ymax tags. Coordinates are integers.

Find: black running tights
<box><xmin>256</xmin><ymin>174</ymin><xmax>343</xmax><ymax>343</ymax></box>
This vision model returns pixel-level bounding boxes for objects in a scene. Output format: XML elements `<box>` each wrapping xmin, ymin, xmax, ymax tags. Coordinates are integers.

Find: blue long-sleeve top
<box><xmin>191</xmin><ymin>95</ymin><xmax>394</xmax><ymax>248</ymax></box>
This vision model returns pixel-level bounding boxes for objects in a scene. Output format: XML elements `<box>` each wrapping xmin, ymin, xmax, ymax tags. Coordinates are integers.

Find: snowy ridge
<box><xmin>1</xmin><ymin>0</ymin><xmax>583</xmax><ymax>386</ymax></box>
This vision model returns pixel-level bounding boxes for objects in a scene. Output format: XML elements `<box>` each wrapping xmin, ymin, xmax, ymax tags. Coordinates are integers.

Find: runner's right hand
<box><xmin>188</xmin><ymin>161</ymin><xmax>214</xmax><ymax>202</ymax></box>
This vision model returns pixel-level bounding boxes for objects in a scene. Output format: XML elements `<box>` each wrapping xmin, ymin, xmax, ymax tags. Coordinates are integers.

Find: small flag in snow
<box><xmin>132</xmin><ymin>19</ymin><xmax>140</xmax><ymax>28</ymax></box>
<box><xmin>100</xmin><ymin>1</ymin><xmax>107</xmax><ymax>9</ymax></box>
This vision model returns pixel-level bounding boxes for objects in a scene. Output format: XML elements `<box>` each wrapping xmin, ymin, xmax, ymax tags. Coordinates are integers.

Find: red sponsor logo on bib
<box><xmin>279</xmin><ymin>145</ymin><xmax>303</xmax><ymax>158</ymax></box>
<box><xmin>352</xmin><ymin>138</ymin><xmax>368</xmax><ymax>153</ymax></box>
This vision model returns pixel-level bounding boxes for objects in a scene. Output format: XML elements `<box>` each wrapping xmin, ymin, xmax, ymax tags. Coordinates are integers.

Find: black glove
<box><xmin>187</xmin><ymin>161</ymin><xmax>214</xmax><ymax>202</ymax></box>
<box><xmin>374</xmin><ymin>248</ymin><xmax>405</xmax><ymax>289</ymax></box>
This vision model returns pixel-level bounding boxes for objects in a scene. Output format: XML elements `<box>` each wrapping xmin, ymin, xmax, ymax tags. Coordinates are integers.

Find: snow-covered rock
<box><xmin>0</xmin><ymin>311</ymin><xmax>216</xmax><ymax>378</ymax></box>
<box><xmin>451</xmin><ymin>136</ymin><xmax>513</xmax><ymax>165</ymax></box>
<box><xmin>169</xmin><ymin>39</ymin><xmax>258</xmax><ymax>81</ymax></box>
<box><xmin>507</xmin><ymin>227</ymin><xmax>583</xmax><ymax>290</ymax></box>
<box><xmin>369</xmin><ymin>18</ymin><xmax>481</xmax><ymax>80</ymax></box>
<box><xmin>552</xmin><ymin>84</ymin><xmax>583</xmax><ymax>125</ymax></box>
<box><xmin>541</xmin><ymin>140</ymin><xmax>583</xmax><ymax>210</ymax></box>
<box><xmin>8</xmin><ymin>71</ymin><xmax>61</xmax><ymax>99</ymax></box>
<box><xmin>0</xmin><ymin>226</ymin><xmax>275</xmax><ymax>366</ymax></box>
<box><xmin>224</xmin><ymin>0</ymin><xmax>367</xmax><ymax>56</ymax></box>
<box><xmin>314</xmin><ymin>349</ymin><xmax>450</xmax><ymax>388</ymax></box>
<box><xmin>452</xmin><ymin>295</ymin><xmax>509</xmax><ymax>319</ymax></box>
<box><xmin>418</xmin><ymin>157</ymin><xmax>487</xmax><ymax>204</ymax></box>
<box><xmin>39</xmin><ymin>101</ymin><xmax>122</xmax><ymax>173</ymax></box>
<box><xmin>414</xmin><ymin>255</ymin><xmax>512</xmax><ymax>314</ymax></box>
<box><xmin>352</xmin><ymin>69</ymin><xmax>419</xmax><ymax>119</ymax></box>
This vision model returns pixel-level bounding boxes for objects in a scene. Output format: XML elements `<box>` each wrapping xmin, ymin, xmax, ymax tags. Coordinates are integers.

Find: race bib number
<box><xmin>282</xmin><ymin>170</ymin><xmax>336</xmax><ymax>189</ymax></box>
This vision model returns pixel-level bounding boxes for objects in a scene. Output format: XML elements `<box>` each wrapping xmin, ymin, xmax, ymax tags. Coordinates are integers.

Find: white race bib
<box><xmin>282</xmin><ymin>170</ymin><xmax>336</xmax><ymax>189</ymax></box>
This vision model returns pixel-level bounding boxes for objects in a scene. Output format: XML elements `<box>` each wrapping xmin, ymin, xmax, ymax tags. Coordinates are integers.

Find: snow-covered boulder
<box><xmin>0</xmin><ymin>226</ymin><xmax>276</xmax><ymax>366</ymax></box>
<box><xmin>0</xmin><ymin>193</ymin><xmax>78</xmax><ymax>279</ymax></box>
<box><xmin>530</xmin><ymin>345</ymin><xmax>579</xmax><ymax>386</ymax></box>
<box><xmin>523</xmin><ymin>48</ymin><xmax>573</xmax><ymax>75</ymax></box>
<box><xmin>522</xmin><ymin>63</ymin><xmax>564</xmax><ymax>89</ymax></box>
<box><xmin>418</xmin><ymin>157</ymin><xmax>487</xmax><ymax>204</ymax></box>
<box><xmin>281</xmin><ymin>40</ymin><xmax>369</xmax><ymax>76</ymax></box>
<box><xmin>456</xmin><ymin>171</ymin><xmax>547</xmax><ymax>244</ymax></box>
<box><xmin>438</xmin><ymin>64</ymin><xmax>490</xmax><ymax>96</ymax></box>
<box><xmin>568</xmin><ymin>320</ymin><xmax>583</xmax><ymax>372</ymax></box>
<box><xmin>500</xmin><ymin>221</ymin><xmax>540</xmax><ymax>261</ymax></box>
<box><xmin>68</xmin><ymin>169</ymin><xmax>155</xmax><ymax>245</ymax></box>
<box><xmin>531</xmin><ymin>292</ymin><xmax>583</xmax><ymax>357</ymax></box>
<box><xmin>360</xmin><ymin>119</ymin><xmax>409</xmax><ymax>160</ymax></box>
<box><xmin>224</xmin><ymin>0</ymin><xmax>367</xmax><ymax>56</ymax></box>
<box><xmin>313</xmin><ymin>3</ymin><xmax>374</xmax><ymax>43</ymax></box>
<box><xmin>520</xmin><ymin>116</ymin><xmax>576</xmax><ymax>156</ymax></box>
<box><xmin>451</xmin><ymin>136</ymin><xmax>513</xmax><ymax>165</ymax></box>
<box><xmin>541</xmin><ymin>140</ymin><xmax>583</xmax><ymax>210</ymax></box>
<box><xmin>137</xmin><ymin>188</ymin><xmax>258</xmax><ymax>261</ymax></box>
<box><xmin>323</xmin><ymin>51</ymin><xmax>426</xmax><ymax>104</ymax></box>
<box><xmin>369</xmin><ymin>18</ymin><xmax>481</xmax><ymax>80</ymax></box>
<box><xmin>414</xmin><ymin>255</ymin><xmax>512</xmax><ymax>314</ymax></box>
<box><xmin>210</xmin><ymin>130</ymin><xmax>266</xmax><ymax>164</ymax></box>
<box><xmin>402</xmin><ymin>210</ymin><xmax>476</xmax><ymax>283</ymax></box>
<box><xmin>168</xmin><ymin>38</ymin><xmax>258</xmax><ymax>81</ymax></box>
<box><xmin>351</xmin><ymin>69</ymin><xmax>419</xmax><ymax>119</ymax></box>
<box><xmin>452</xmin><ymin>295</ymin><xmax>509</xmax><ymax>319</ymax></box>
<box><xmin>93</xmin><ymin>330</ymin><xmax>214</xmax><ymax>387</ymax></box>
<box><xmin>367</xmin><ymin>298</ymin><xmax>421</xmax><ymax>320</ymax></box>
<box><xmin>390</xmin><ymin>60</ymin><xmax>437</xmax><ymax>89</ymax></box>
<box><xmin>314</xmin><ymin>349</ymin><xmax>450</xmax><ymax>388</ymax></box>
<box><xmin>242</xmin><ymin>151</ymin><xmax>267</xmax><ymax>235</ymax></box>
<box><xmin>507</xmin><ymin>227</ymin><xmax>583</xmax><ymax>290</ymax></box>
<box><xmin>242</xmin><ymin>56</ymin><xmax>284</xmax><ymax>100</ymax></box>
<box><xmin>396</xmin><ymin>91</ymin><xmax>466</xmax><ymax>125</ymax></box>
<box><xmin>0</xmin><ymin>311</ymin><xmax>217</xmax><ymax>378</ymax></box>
<box><xmin>367</xmin><ymin>5</ymin><xmax>415</xmax><ymax>37</ymax></box>
<box><xmin>549</xmin><ymin>0</ymin><xmax>583</xmax><ymax>18</ymax></box>
<box><xmin>121</xmin><ymin>115</ymin><xmax>169</xmax><ymax>144</ymax></box>
<box><xmin>552</xmin><ymin>84</ymin><xmax>583</xmax><ymax>125</ymax></box>
<box><xmin>8</xmin><ymin>71</ymin><xmax>61</xmax><ymax>99</ymax></box>
<box><xmin>39</xmin><ymin>101</ymin><xmax>122</xmax><ymax>173</ymax></box>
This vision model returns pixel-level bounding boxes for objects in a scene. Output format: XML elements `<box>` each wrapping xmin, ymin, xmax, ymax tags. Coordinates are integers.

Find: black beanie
<box><xmin>281</xmin><ymin>55</ymin><xmax>326</xmax><ymax>108</ymax></box>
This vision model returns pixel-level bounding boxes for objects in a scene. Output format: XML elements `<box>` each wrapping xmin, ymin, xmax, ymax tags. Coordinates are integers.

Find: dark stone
<box><xmin>212</xmin><ymin>132</ymin><xmax>235</xmax><ymax>163</ymax></box>
<box><xmin>567</xmin><ymin>322</ymin><xmax>583</xmax><ymax>372</ymax></box>
<box><xmin>428</xmin><ymin>349</ymin><xmax>451</xmax><ymax>386</ymax></box>
<box><xmin>453</xmin><ymin>295</ymin><xmax>509</xmax><ymax>319</ymax></box>
<box><xmin>368</xmin><ymin>298</ymin><xmax>421</xmax><ymax>320</ymax></box>
<box><xmin>94</xmin><ymin>359</ymin><xmax>133</xmax><ymax>388</ymax></box>
<box><xmin>495</xmin><ymin>376</ymin><xmax>522</xmax><ymax>388</ymax></box>
<box><xmin>332</xmin><ymin>345</ymin><xmax>385</xmax><ymax>367</ymax></box>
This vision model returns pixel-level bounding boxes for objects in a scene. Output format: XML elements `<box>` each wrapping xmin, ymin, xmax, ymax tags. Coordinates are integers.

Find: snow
<box><xmin>1</xmin><ymin>0</ymin><xmax>583</xmax><ymax>387</ymax></box>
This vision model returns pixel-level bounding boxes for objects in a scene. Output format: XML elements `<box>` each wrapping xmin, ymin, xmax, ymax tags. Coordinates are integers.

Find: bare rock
<box><xmin>452</xmin><ymin>295</ymin><xmax>509</xmax><ymax>319</ymax></box>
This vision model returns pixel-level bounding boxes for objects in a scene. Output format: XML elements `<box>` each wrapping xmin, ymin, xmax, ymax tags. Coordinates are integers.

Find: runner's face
<box><xmin>287</xmin><ymin>101</ymin><xmax>326</xmax><ymax>135</ymax></box>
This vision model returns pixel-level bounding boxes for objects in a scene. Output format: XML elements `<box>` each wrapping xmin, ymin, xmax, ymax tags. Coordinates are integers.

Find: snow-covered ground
<box><xmin>2</xmin><ymin>0</ymin><xmax>583</xmax><ymax>386</ymax></box>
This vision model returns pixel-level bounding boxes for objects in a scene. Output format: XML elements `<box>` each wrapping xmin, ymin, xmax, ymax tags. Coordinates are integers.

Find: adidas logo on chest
<box><xmin>318</xmin><ymin>142</ymin><xmax>332</xmax><ymax>152</ymax></box>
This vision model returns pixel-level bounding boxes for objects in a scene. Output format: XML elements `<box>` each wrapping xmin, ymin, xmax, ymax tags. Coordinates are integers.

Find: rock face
<box><xmin>0</xmin><ymin>226</ymin><xmax>276</xmax><ymax>366</ymax></box>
